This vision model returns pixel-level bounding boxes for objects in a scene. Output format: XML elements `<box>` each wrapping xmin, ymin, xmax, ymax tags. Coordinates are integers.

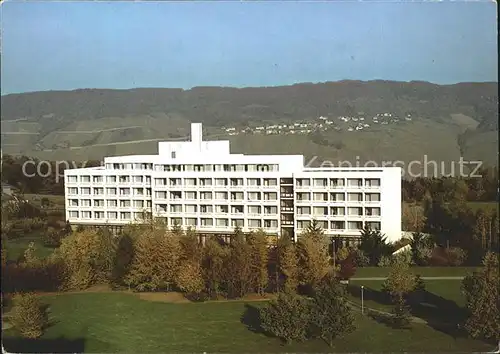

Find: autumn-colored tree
<box><xmin>382</xmin><ymin>259</ymin><xmax>417</xmax><ymax>328</ymax></box>
<box><xmin>176</xmin><ymin>227</ymin><xmax>204</xmax><ymax>297</ymax></box>
<box><xmin>125</xmin><ymin>228</ymin><xmax>182</xmax><ymax>291</ymax></box>
<box><xmin>202</xmin><ymin>237</ymin><xmax>229</xmax><ymax>299</ymax></box>
<box><xmin>277</xmin><ymin>236</ymin><xmax>299</xmax><ymax>292</ymax></box>
<box><xmin>297</xmin><ymin>221</ymin><xmax>330</xmax><ymax>290</ymax></box>
<box><xmin>23</xmin><ymin>242</ymin><xmax>40</xmax><ymax>267</ymax></box>
<box><xmin>10</xmin><ymin>293</ymin><xmax>49</xmax><ymax>339</ymax></box>
<box><xmin>462</xmin><ymin>252</ymin><xmax>500</xmax><ymax>341</ymax></box>
<box><xmin>402</xmin><ymin>203</ymin><xmax>426</xmax><ymax>232</ymax></box>
<box><xmin>54</xmin><ymin>228</ymin><xmax>116</xmax><ymax>290</ymax></box>
<box><xmin>224</xmin><ymin>233</ymin><xmax>253</xmax><ymax>298</ymax></box>
<box><xmin>247</xmin><ymin>230</ymin><xmax>269</xmax><ymax>295</ymax></box>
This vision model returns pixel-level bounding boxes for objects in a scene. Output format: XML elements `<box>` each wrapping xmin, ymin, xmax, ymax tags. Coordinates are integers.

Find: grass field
<box><xmin>2</xmin><ymin>291</ymin><xmax>495</xmax><ymax>353</ymax></box>
<box><xmin>354</xmin><ymin>266</ymin><xmax>477</xmax><ymax>278</ymax></box>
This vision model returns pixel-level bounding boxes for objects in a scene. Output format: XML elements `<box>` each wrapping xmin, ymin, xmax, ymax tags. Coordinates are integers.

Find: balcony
<box><xmin>281</xmin><ymin>220</ymin><xmax>294</xmax><ymax>226</ymax></box>
<box><xmin>280</xmin><ymin>206</ymin><xmax>293</xmax><ymax>213</ymax></box>
<box><xmin>280</xmin><ymin>193</ymin><xmax>293</xmax><ymax>199</ymax></box>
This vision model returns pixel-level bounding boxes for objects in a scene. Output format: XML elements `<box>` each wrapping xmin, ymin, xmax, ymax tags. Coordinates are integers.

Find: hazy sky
<box><xmin>1</xmin><ymin>1</ymin><xmax>497</xmax><ymax>95</ymax></box>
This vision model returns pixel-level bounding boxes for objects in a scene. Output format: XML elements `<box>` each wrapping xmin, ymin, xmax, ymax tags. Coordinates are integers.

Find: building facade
<box><xmin>64</xmin><ymin>123</ymin><xmax>402</xmax><ymax>243</ymax></box>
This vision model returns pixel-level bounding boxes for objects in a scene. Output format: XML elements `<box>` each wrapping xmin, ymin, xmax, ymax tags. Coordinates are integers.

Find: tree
<box><xmin>177</xmin><ymin>228</ymin><xmax>204</xmax><ymax>297</ymax></box>
<box><xmin>247</xmin><ymin>230</ymin><xmax>269</xmax><ymax>295</ymax></box>
<box><xmin>23</xmin><ymin>242</ymin><xmax>40</xmax><ymax>267</ymax></box>
<box><xmin>462</xmin><ymin>252</ymin><xmax>499</xmax><ymax>341</ymax></box>
<box><xmin>310</xmin><ymin>276</ymin><xmax>355</xmax><ymax>346</ymax></box>
<box><xmin>224</xmin><ymin>233</ymin><xmax>253</xmax><ymax>298</ymax></box>
<box><xmin>259</xmin><ymin>290</ymin><xmax>311</xmax><ymax>344</ymax></box>
<box><xmin>125</xmin><ymin>228</ymin><xmax>182</xmax><ymax>291</ymax></box>
<box><xmin>338</xmin><ymin>252</ymin><xmax>357</xmax><ymax>280</ymax></box>
<box><xmin>202</xmin><ymin>237</ymin><xmax>228</xmax><ymax>299</ymax></box>
<box><xmin>10</xmin><ymin>293</ymin><xmax>49</xmax><ymax>339</ymax></box>
<box><xmin>277</xmin><ymin>236</ymin><xmax>299</xmax><ymax>292</ymax></box>
<box><xmin>111</xmin><ymin>233</ymin><xmax>135</xmax><ymax>288</ymax></box>
<box><xmin>382</xmin><ymin>259</ymin><xmax>417</xmax><ymax>328</ymax></box>
<box><xmin>359</xmin><ymin>226</ymin><xmax>393</xmax><ymax>266</ymax></box>
<box><xmin>54</xmin><ymin>228</ymin><xmax>116</xmax><ymax>290</ymax></box>
<box><xmin>410</xmin><ymin>232</ymin><xmax>432</xmax><ymax>266</ymax></box>
<box><xmin>297</xmin><ymin>221</ymin><xmax>330</xmax><ymax>291</ymax></box>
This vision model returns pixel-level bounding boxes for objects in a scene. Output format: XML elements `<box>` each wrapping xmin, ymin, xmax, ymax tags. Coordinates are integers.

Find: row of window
<box><xmin>104</xmin><ymin>163</ymin><xmax>279</xmax><ymax>172</ymax></box>
<box><xmin>156</xmin><ymin>204</ymin><xmax>279</xmax><ymax>214</ymax></box>
<box><xmin>68</xmin><ymin>199</ymin><xmax>152</xmax><ymax>208</ymax></box>
<box><xmin>66</xmin><ymin>210</ymin><xmax>380</xmax><ymax>231</ymax></box>
<box><xmin>298</xmin><ymin>220</ymin><xmax>381</xmax><ymax>230</ymax></box>
<box><xmin>296</xmin><ymin>206</ymin><xmax>381</xmax><ymax>217</ymax></box>
<box><xmin>295</xmin><ymin>178</ymin><xmax>380</xmax><ymax>188</ymax></box>
<box><xmin>66</xmin><ymin>187</ymin><xmax>381</xmax><ymax>203</ymax></box>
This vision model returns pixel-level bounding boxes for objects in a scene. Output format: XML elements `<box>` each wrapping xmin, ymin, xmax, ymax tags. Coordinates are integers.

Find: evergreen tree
<box><xmin>247</xmin><ymin>230</ymin><xmax>269</xmax><ymax>295</ymax></box>
<box><xmin>462</xmin><ymin>252</ymin><xmax>500</xmax><ymax>341</ymax></box>
<box><xmin>310</xmin><ymin>276</ymin><xmax>356</xmax><ymax>346</ymax></box>
<box><xmin>277</xmin><ymin>236</ymin><xmax>299</xmax><ymax>292</ymax></box>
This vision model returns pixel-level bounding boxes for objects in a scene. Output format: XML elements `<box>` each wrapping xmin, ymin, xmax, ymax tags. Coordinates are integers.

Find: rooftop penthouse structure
<box><xmin>64</xmin><ymin>123</ymin><xmax>402</xmax><ymax>243</ymax></box>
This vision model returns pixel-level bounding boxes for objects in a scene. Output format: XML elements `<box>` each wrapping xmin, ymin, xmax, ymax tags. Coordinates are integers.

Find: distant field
<box><xmin>24</xmin><ymin>194</ymin><xmax>65</xmax><ymax>209</ymax></box>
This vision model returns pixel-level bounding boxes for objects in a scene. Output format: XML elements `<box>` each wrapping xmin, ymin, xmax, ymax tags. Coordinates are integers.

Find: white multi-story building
<box><xmin>64</xmin><ymin>123</ymin><xmax>402</xmax><ymax>243</ymax></box>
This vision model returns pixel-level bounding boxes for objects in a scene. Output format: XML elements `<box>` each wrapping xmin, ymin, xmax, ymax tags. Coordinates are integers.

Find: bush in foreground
<box><xmin>10</xmin><ymin>293</ymin><xmax>49</xmax><ymax>339</ymax></box>
<box><xmin>310</xmin><ymin>276</ymin><xmax>355</xmax><ymax>346</ymax></box>
<box><xmin>259</xmin><ymin>290</ymin><xmax>311</xmax><ymax>344</ymax></box>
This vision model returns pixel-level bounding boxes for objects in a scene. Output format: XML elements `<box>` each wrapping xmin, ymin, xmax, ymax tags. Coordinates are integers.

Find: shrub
<box><xmin>338</xmin><ymin>253</ymin><xmax>357</xmax><ymax>280</ymax></box>
<box><xmin>351</xmin><ymin>249</ymin><xmax>370</xmax><ymax>267</ymax></box>
<box><xmin>445</xmin><ymin>247</ymin><xmax>467</xmax><ymax>266</ymax></box>
<box><xmin>377</xmin><ymin>255</ymin><xmax>392</xmax><ymax>267</ymax></box>
<box><xmin>10</xmin><ymin>293</ymin><xmax>49</xmax><ymax>339</ymax></box>
<box><xmin>335</xmin><ymin>247</ymin><xmax>350</xmax><ymax>263</ymax></box>
<box><xmin>393</xmin><ymin>249</ymin><xmax>414</xmax><ymax>265</ymax></box>
<box><xmin>259</xmin><ymin>291</ymin><xmax>311</xmax><ymax>344</ymax></box>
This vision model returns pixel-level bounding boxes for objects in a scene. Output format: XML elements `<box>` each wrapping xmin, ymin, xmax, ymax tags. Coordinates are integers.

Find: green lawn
<box><xmin>466</xmin><ymin>201</ymin><xmax>499</xmax><ymax>213</ymax></box>
<box><xmin>2</xmin><ymin>292</ymin><xmax>494</xmax><ymax>353</ymax></box>
<box><xmin>354</xmin><ymin>266</ymin><xmax>477</xmax><ymax>278</ymax></box>
<box><xmin>5</xmin><ymin>233</ymin><xmax>55</xmax><ymax>262</ymax></box>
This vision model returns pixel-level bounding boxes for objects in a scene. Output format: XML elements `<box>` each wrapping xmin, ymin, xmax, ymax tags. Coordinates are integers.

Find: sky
<box><xmin>1</xmin><ymin>1</ymin><xmax>498</xmax><ymax>95</ymax></box>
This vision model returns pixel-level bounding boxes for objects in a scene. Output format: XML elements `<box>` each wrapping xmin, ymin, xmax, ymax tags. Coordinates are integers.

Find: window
<box><xmin>365</xmin><ymin>193</ymin><xmax>381</xmax><ymax>202</ymax></box>
<box><xmin>347</xmin><ymin>178</ymin><xmax>363</xmax><ymax>187</ymax></box>
<box><xmin>108</xmin><ymin>212</ymin><xmax>118</xmax><ymax>219</ymax></box>
<box><xmin>230</xmin><ymin>178</ymin><xmax>243</xmax><ymax>186</ymax></box>
<box><xmin>248</xmin><ymin>206</ymin><xmax>261</xmax><ymax>215</ymax></box>
<box><xmin>155</xmin><ymin>178</ymin><xmax>167</xmax><ymax>186</ymax></box>
<box><xmin>248</xmin><ymin>192</ymin><xmax>261</xmax><ymax>201</ymax></box>
<box><xmin>264</xmin><ymin>206</ymin><xmax>277</xmax><ymax>214</ymax></box>
<box><xmin>134</xmin><ymin>200</ymin><xmax>144</xmax><ymax>208</ymax></box>
<box><xmin>247</xmin><ymin>178</ymin><xmax>261</xmax><ymax>186</ymax></box>
<box><xmin>330</xmin><ymin>207</ymin><xmax>345</xmax><ymax>216</ymax></box>
<box><xmin>330</xmin><ymin>178</ymin><xmax>345</xmax><ymax>187</ymax></box>
<box><xmin>185</xmin><ymin>192</ymin><xmax>196</xmax><ymax>200</ymax></box>
<box><xmin>119</xmin><ymin>176</ymin><xmax>130</xmax><ymax>183</ymax></box>
<box><xmin>347</xmin><ymin>221</ymin><xmax>363</xmax><ymax>230</ymax></box>
<box><xmin>264</xmin><ymin>220</ymin><xmax>278</xmax><ymax>228</ymax></box>
<box><xmin>157</xmin><ymin>204</ymin><xmax>167</xmax><ymax>212</ymax></box>
<box><xmin>185</xmin><ymin>178</ymin><xmax>197</xmax><ymax>186</ymax></box>
<box><xmin>199</xmin><ymin>178</ymin><xmax>212</xmax><ymax>187</ymax></box>
<box><xmin>171</xmin><ymin>217</ymin><xmax>182</xmax><ymax>226</ymax></box>
<box><xmin>170</xmin><ymin>191</ymin><xmax>182</xmax><ymax>200</ymax></box>
<box><xmin>133</xmin><ymin>188</ymin><xmax>144</xmax><ymax>196</ymax></box>
<box><xmin>215</xmin><ymin>192</ymin><xmax>228</xmax><ymax>200</ymax></box>
<box><xmin>231</xmin><ymin>219</ymin><xmax>244</xmax><ymax>227</ymax></box>
<box><xmin>156</xmin><ymin>191</ymin><xmax>167</xmax><ymax>199</ymax></box>
<box><xmin>296</xmin><ymin>192</ymin><xmax>310</xmax><ymax>201</ymax></box>
<box><xmin>170</xmin><ymin>178</ymin><xmax>182</xmax><ymax>186</ymax></box>
<box><xmin>216</xmin><ymin>218</ymin><xmax>229</xmax><ymax>227</ymax></box>
<box><xmin>94</xmin><ymin>211</ymin><xmax>105</xmax><ymax>219</ymax></box>
<box><xmin>263</xmin><ymin>178</ymin><xmax>277</xmax><ymax>186</ymax></box>
<box><xmin>107</xmin><ymin>176</ymin><xmax>116</xmax><ymax>183</ymax></box>
<box><xmin>348</xmin><ymin>207</ymin><xmax>363</xmax><ymax>216</ymax></box>
<box><xmin>296</xmin><ymin>178</ymin><xmax>310</xmax><ymax>187</ymax></box>
<box><xmin>330</xmin><ymin>193</ymin><xmax>345</xmax><ymax>202</ymax></box>
<box><xmin>263</xmin><ymin>192</ymin><xmax>277</xmax><ymax>201</ymax></box>
<box><xmin>347</xmin><ymin>193</ymin><xmax>363</xmax><ymax>202</ymax></box>
<box><xmin>170</xmin><ymin>205</ymin><xmax>183</xmax><ymax>213</ymax></box>
<box><xmin>69</xmin><ymin>211</ymin><xmax>79</xmax><ymax>218</ymax></box>
<box><xmin>248</xmin><ymin>219</ymin><xmax>261</xmax><ymax>228</ymax></box>
<box><xmin>186</xmin><ymin>218</ymin><xmax>197</xmax><ymax>226</ymax></box>
<box><xmin>365</xmin><ymin>178</ymin><xmax>381</xmax><ymax>188</ymax></box>
<box><xmin>231</xmin><ymin>205</ymin><xmax>244</xmax><ymax>214</ymax></box>
<box><xmin>81</xmin><ymin>176</ymin><xmax>91</xmax><ymax>183</ymax></box>
<box><xmin>200</xmin><ymin>218</ymin><xmax>213</xmax><ymax>227</ymax></box>
<box><xmin>81</xmin><ymin>187</ymin><xmax>91</xmax><ymax>195</ymax></box>
<box><xmin>94</xmin><ymin>199</ymin><xmax>105</xmax><ymax>207</ymax></box>
<box><xmin>297</xmin><ymin>206</ymin><xmax>311</xmax><ymax>215</ymax></box>
<box><xmin>313</xmin><ymin>192</ymin><xmax>328</xmax><ymax>201</ymax></box>
<box><xmin>93</xmin><ymin>187</ymin><xmax>104</xmax><ymax>195</ymax></box>
<box><xmin>69</xmin><ymin>199</ymin><xmax>79</xmax><ymax>207</ymax></box>
<box><xmin>297</xmin><ymin>220</ymin><xmax>311</xmax><ymax>229</ymax></box>
<box><xmin>331</xmin><ymin>221</ymin><xmax>345</xmax><ymax>230</ymax></box>
<box><xmin>68</xmin><ymin>187</ymin><xmax>78</xmax><ymax>195</ymax></box>
<box><xmin>215</xmin><ymin>178</ymin><xmax>227</xmax><ymax>186</ymax></box>
<box><xmin>230</xmin><ymin>192</ymin><xmax>243</xmax><ymax>201</ymax></box>
<box><xmin>215</xmin><ymin>205</ymin><xmax>229</xmax><ymax>213</ymax></box>
<box><xmin>313</xmin><ymin>206</ymin><xmax>328</xmax><ymax>216</ymax></box>
<box><xmin>67</xmin><ymin>176</ymin><xmax>77</xmax><ymax>183</ymax></box>
<box><xmin>107</xmin><ymin>200</ymin><xmax>118</xmax><ymax>207</ymax></box>
<box><xmin>185</xmin><ymin>205</ymin><xmax>197</xmax><ymax>213</ymax></box>
<box><xmin>365</xmin><ymin>207</ymin><xmax>381</xmax><ymax>216</ymax></box>
<box><xmin>120</xmin><ymin>200</ymin><xmax>131</xmax><ymax>208</ymax></box>
<box><xmin>366</xmin><ymin>221</ymin><xmax>381</xmax><ymax>230</ymax></box>
<box><xmin>133</xmin><ymin>176</ymin><xmax>143</xmax><ymax>183</ymax></box>
<box><xmin>200</xmin><ymin>205</ymin><xmax>213</xmax><ymax>213</ymax></box>
<box><xmin>93</xmin><ymin>176</ymin><xmax>103</xmax><ymax>183</ymax></box>
<box><xmin>107</xmin><ymin>187</ymin><xmax>117</xmax><ymax>195</ymax></box>
<box><xmin>313</xmin><ymin>178</ymin><xmax>327</xmax><ymax>187</ymax></box>
<box><xmin>171</xmin><ymin>151</ymin><xmax>176</xmax><ymax>159</ymax></box>
<box><xmin>81</xmin><ymin>199</ymin><xmax>91</xmax><ymax>207</ymax></box>
<box><xmin>119</xmin><ymin>188</ymin><xmax>130</xmax><ymax>196</ymax></box>
<box><xmin>81</xmin><ymin>211</ymin><xmax>91</xmax><ymax>219</ymax></box>
<box><xmin>120</xmin><ymin>212</ymin><xmax>131</xmax><ymax>220</ymax></box>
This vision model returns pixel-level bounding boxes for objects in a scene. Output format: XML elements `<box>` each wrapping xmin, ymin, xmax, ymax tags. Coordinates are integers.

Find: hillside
<box><xmin>1</xmin><ymin>80</ymin><xmax>498</xmax><ymax>175</ymax></box>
